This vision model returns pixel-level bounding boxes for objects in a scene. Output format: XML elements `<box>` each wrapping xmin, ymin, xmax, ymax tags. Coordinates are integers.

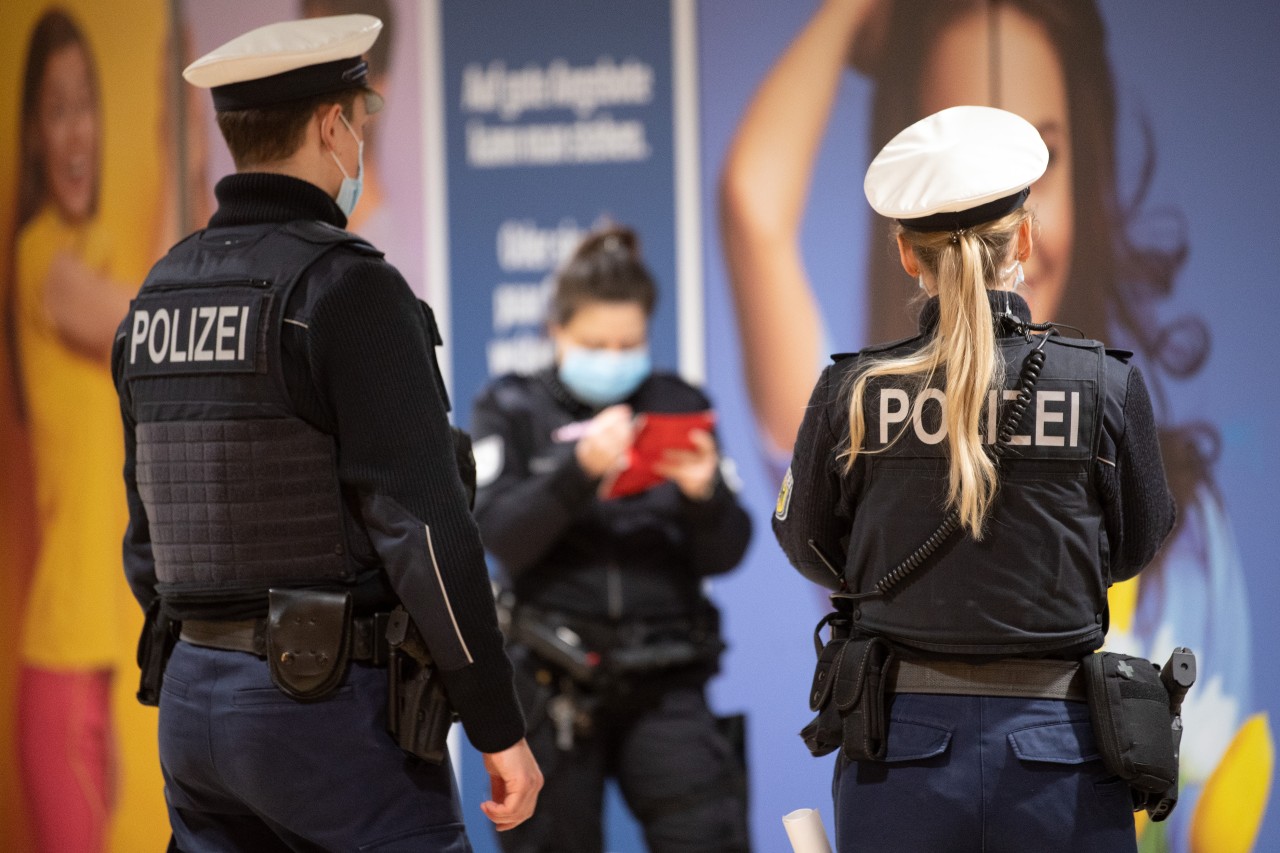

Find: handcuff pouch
<box><xmin>266</xmin><ymin>588</ymin><xmax>352</xmax><ymax>701</ymax></box>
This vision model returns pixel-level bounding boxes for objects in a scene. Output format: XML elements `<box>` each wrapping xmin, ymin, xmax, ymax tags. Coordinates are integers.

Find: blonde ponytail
<box><xmin>843</xmin><ymin>209</ymin><xmax>1030</xmax><ymax>538</ymax></box>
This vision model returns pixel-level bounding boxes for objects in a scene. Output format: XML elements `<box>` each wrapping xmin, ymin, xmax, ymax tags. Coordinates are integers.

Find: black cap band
<box><xmin>211</xmin><ymin>57</ymin><xmax>369</xmax><ymax>111</ymax></box>
<box><xmin>898</xmin><ymin>187</ymin><xmax>1031</xmax><ymax>233</ymax></box>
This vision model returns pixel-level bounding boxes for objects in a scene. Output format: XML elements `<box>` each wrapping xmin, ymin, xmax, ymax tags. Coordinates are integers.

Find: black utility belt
<box><xmin>519</xmin><ymin>605</ymin><xmax>713</xmax><ymax>643</ymax></box>
<box><xmin>178</xmin><ymin>589</ymin><xmax>383</xmax><ymax>701</ymax></box>
<box><xmin>801</xmin><ymin>621</ymin><xmax>1195</xmax><ymax>823</ymax></box>
<box><xmin>180</xmin><ymin>614</ymin><xmax>391</xmax><ymax>666</ymax></box>
<box><xmin>889</xmin><ymin>656</ymin><xmax>1086</xmax><ymax>702</ymax></box>
<box><xmin>508</xmin><ymin>604</ymin><xmax>723</xmax><ymax>686</ymax></box>
<box><xmin>161</xmin><ymin>588</ymin><xmax>453</xmax><ymax>765</ymax></box>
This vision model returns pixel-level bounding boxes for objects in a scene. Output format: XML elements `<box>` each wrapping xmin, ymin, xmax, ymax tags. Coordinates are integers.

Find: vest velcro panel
<box><xmin>137</xmin><ymin>419</ymin><xmax>348</xmax><ymax>585</ymax></box>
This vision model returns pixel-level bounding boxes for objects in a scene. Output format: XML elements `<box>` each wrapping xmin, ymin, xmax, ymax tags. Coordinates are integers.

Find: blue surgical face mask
<box><xmin>558</xmin><ymin>345</ymin><xmax>651</xmax><ymax>407</ymax></box>
<box><xmin>329</xmin><ymin>113</ymin><xmax>364</xmax><ymax>217</ymax></box>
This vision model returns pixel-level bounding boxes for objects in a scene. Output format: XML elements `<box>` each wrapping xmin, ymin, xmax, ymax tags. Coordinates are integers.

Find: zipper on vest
<box><xmin>145</xmin><ymin>278</ymin><xmax>272</xmax><ymax>293</ymax></box>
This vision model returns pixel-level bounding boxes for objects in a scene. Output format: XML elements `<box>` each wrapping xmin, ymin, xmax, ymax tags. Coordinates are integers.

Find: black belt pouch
<box><xmin>1083</xmin><ymin>651</ymin><xmax>1177</xmax><ymax>793</ymax></box>
<box><xmin>801</xmin><ymin>635</ymin><xmax>894</xmax><ymax>762</ymax></box>
<box><xmin>136</xmin><ymin>599</ymin><xmax>179</xmax><ymax>707</ymax></box>
<box><xmin>266</xmin><ymin>588</ymin><xmax>353</xmax><ymax>701</ymax></box>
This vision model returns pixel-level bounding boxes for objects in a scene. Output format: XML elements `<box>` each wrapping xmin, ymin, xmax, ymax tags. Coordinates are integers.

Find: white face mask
<box><xmin>329</xmin><ymin>113</ymin><xmax>364</xmax><ymax>217</ymax></box>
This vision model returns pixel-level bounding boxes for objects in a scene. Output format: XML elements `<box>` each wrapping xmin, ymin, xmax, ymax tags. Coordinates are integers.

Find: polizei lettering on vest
<box><xmin>878</xmin><ymin>387</ymin><xmax>1082</xmax><ymax>447</ymax></box>
<box><xmin>130</xmin><ymin>305</ymin><xmax>252</xmax><ymax>366</ymax></box>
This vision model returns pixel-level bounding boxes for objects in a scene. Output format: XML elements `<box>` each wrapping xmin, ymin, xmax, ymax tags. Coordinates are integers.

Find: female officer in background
<box><xmin>773</xmin><ymin>106</ymin><xmax>1175</xmax><ymax>852</ymax></box>
<box><xmin>471</xmin><ymin>225</ymin><xmax>752</xmax><ymax>853</ymax></box>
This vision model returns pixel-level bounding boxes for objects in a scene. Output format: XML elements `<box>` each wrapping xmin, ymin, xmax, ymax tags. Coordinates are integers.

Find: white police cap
<box><xmin>183</xmin><ymin>14</ymin><xmax>383</xmax><ymax>114</ymax></box>
<box><xmin>864</xmin><ymin>105</ymin><xmax>1048</xmax><ymax>232</ymax></box>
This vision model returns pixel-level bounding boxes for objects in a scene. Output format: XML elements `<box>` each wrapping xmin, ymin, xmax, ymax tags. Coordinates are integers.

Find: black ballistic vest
<box><xmin>120</xmin><ymin>221</ymin><xmax>380</xmax><ymax>605</ymax></box>
<box><xmin>845</xmin><ymin>334</ymin><xmax>1114</xmax><ymax>657</ymax></box>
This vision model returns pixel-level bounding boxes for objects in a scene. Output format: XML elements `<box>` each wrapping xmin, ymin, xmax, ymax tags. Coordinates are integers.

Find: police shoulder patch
<box><xmin>775</xmin><ymin>465</ymin><xmax>794</xmax><ymax>521</ymax></box>
<box><xmin>472</xmin><ymin>434</ymin><xmax>504</xmax><ymax>489</ymax></box>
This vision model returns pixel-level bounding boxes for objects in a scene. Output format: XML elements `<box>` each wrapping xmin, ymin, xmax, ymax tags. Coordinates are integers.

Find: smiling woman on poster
<box><xmin>5</xmin><ymin>10</ymin><xmax>135</xmax><ymax>852</ymax></box>
<box><xmin>720</xmin><ymin>1</ymin><xmax>1272</xmax><ymax>849</ymax></box>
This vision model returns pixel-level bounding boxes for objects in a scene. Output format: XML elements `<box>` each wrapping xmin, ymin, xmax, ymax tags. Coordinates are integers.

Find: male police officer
<box><xmin>113</xmin><ymin>15</ymin><xmax>541</xmax><ymax>850</ymax></box>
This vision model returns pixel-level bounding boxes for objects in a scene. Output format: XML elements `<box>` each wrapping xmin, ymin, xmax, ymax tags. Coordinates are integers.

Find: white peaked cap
<box><xmin>183</xmin><ymin>14</ymin><xmax>383</xmax><ymax>113</ymax></box>
<box><xmin>864</xmin><ymin>105</ymin><xmax>1049</xmax><ymax>230</ymax></box>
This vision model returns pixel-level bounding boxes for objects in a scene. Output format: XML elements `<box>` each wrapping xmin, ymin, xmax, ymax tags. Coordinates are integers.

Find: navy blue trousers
<box><xmin>160</xmin><ymin>641</ymin><xmax>470</xmax><ymax>852</ymax></box>
<box><xmin>833</xmin><ymin>693</ymin><xmax>1137</xmax><ymax>853</ymax></box>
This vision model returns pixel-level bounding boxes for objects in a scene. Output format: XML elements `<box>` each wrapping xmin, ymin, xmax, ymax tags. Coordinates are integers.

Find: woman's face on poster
<box><xmin>35</xmin><ymin>43</ymin><xmax>98</xmax><ymax>223</ymax></box>
<box><xmin>918</xmin><ymin>5</ymin><xmax>1074</xmax><ymax>324</ymax></box>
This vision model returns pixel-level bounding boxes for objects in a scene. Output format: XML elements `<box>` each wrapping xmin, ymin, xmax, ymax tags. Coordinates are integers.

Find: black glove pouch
<box><xmin>801</xmin><ymin>633</ymin><xmax>894</xmax><ymax>762</ymax></box>
<box><xmin>266</xmin><ymin>588</ymin><xmax>353</xmax><ymax>701</ymax></box>
<box><xmin>1083</xmin><ymin>651</ymin><xmax>1178</xmax><ymax>799</ymax></box>
<box><xmin>801</xmin><ymin>634</ymin><xmax>848</xmax><ymax>757</ymax></box>
<box><xmin>136</xmin><ymin>599</ymin><xmax>179</xmax><ymax>707</ymax></box>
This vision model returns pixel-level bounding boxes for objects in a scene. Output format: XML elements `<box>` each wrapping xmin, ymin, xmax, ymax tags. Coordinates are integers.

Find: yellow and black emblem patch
<box><xmin>775</xmin><ymin>465</ymin><xmax>794</xmax><ymax>521</ymax></box>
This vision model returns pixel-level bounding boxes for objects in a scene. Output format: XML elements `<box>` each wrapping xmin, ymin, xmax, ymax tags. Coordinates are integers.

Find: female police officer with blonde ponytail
<box><xmin>773</xmin><ymin>106</ymin><xmax>1175</xmax><ymax>852</ymax></box>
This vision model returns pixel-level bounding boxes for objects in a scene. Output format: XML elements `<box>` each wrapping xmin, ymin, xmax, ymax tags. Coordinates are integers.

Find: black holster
<box><xmin>800</xmin><ymin>609</ymin><xmax>895</xmax><ymax>762</ymax></box>
<box><xmin>386</xmin><ymin>607</ymin><xmax>454</xmax><ymax>765</ymax></box>
<box><xmin>136</xmin><ymin>599</ymin><xmax>180</xmax><ymax>707</ymax></box>
<box><xmin>1083</xmin><ymin>647</ymin><xmax>1196</xmax><ymax>821</ymax></box>
<box><xmin>506</xmin><ymin>603</ymin><xmax>724</xmax><ymax>691</ymax></box>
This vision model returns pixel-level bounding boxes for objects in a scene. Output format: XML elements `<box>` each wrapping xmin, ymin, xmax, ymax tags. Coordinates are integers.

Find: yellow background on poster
<box><xmin>0</xmin><ymin>1</ymin><xmax>173</xmax><ymax>850</ymax></box>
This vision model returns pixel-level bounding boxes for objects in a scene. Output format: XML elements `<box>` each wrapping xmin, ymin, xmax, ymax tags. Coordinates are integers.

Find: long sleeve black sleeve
<box><xmin>678</xmin><ymin>454</ymin><xmax>753</xmax><ymax>577</ymax></box>
<box><xmin>772</xmin><ymin>365</ymin><xmax>853</xmax><ymax>590</ymax></box>
<box><xmin>470</xmin><ymin>385</ymin><xmax>599</xmax><ymax>579</ymax></box>
<box><xmin>1107</xmin><ymin>365</ymin><xmax>1177</xmax><ymax>582</ymax></box>
<box><xmin>306</xmin><ymin>261</ymin><xmax>523</xmax><ymax>753</ymax></box>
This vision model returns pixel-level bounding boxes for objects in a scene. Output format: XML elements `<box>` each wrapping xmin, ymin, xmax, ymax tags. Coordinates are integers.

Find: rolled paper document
<box><xmin>783</xmin><ymin>807</ymin><xmax>833</xmax><ymax>853</ymax></box>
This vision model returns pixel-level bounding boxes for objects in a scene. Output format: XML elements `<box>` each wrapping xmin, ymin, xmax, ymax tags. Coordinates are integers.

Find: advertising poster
<box><xmin>435</xmin><ymin>0</ymin><xmax>696</xmax><ymax>413</ymax></box>
<box><xmin>0</xmin><ymin>1</ymin><xmax>185</xmax><ymax>850</ymax></box>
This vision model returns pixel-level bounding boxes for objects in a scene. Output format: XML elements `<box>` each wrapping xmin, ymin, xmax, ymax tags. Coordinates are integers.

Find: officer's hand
<box><xmin>481</xmin><ymin>738</ymin><xmax>544</xmax><ymax>831</ymax></box>
<box><xmin>654</xmin><ymin>428</ymin><xmax>719</xmax><ymax>501</ymax></box>
<box><xmin>575</xmin><ymin>404</ymin><xmax>635</xmax><ymax>478</ymax></box>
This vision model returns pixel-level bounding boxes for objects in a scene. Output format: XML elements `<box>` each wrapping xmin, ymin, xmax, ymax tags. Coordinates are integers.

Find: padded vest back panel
<box><xmin>137</xmin><ymin>419</ymin><xmax>348</xmax><ymax>585</ymax></box>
